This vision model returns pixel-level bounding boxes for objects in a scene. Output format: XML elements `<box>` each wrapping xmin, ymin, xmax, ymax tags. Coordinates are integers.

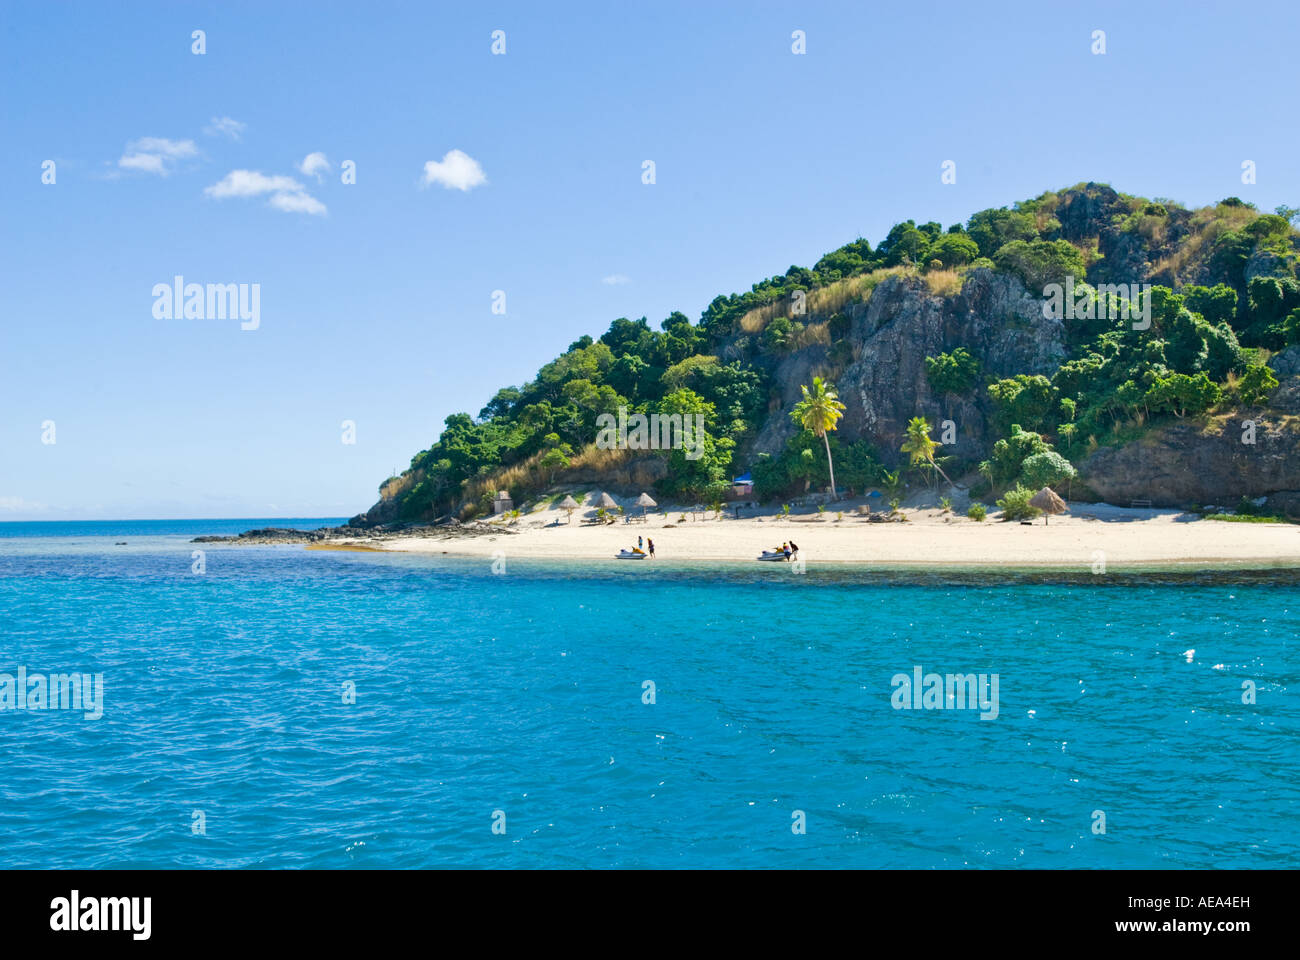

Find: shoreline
<box><xmin>285</xmin><ymin>501</ymin><xmax>1300</xmax><ymax>573</ymax></box>
<box><xmin>305</xmin><ymin>540</ymin><xmax>1300</xmax><ymax>577</ymax></box>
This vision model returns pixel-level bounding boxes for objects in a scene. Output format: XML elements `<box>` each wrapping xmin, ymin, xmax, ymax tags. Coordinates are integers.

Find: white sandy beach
<box><xmin>333</xmin><ymin>498</ymin><xmax>1300</xmax><ymax>569</ymax></box>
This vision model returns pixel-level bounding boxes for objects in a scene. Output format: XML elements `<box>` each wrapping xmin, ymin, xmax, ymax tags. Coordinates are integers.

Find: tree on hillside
<box><xmin>901</xmin><ymin>416</ymin><xmax>952</xmax><ymax>487</ymax></box>
<box><xmin>1237</xmin><ymin>364</ymin><xmax>1279</xmax><ymax>406</ymax></box>
<box><xmin>791</xmin><ymin>377</ymin><xmax>847</xmax><ymax>500</ymax></box>
<box><xmin>928</xmin><ymin>233</ymin><xmax>980</xmax><ymax>268</ymax></box>
<box><xmin>988</xmin><ymin>425</ymin><xmax>1051</xmax><ymax>490</ymax></box>
<box><xmin>992</xmin><ymin>238</ymin><xmax>1086</xmax><ymax>290</ymax></box>
<box><xmin>1183</xmin><ymin>284</ymin><xmax>1238</xmax><ymax>328</ymax></box>
<box><xmin>988</xmin><ymin>374</ymin><xmax>1055</xmax><ymax>434</ymax></box>
<box><xmin>1143</xmin><ymin>373</ymin><xmax>1222</xmax><ymax>419</ymax></box>
<box><xmin>924</xmin><ymin>348</ymin><xmax>981</xmax><ymax>396</ymax></box>
<box><xmin>1019</xmin><ymin>450</ymin><xmax>1077</xmax><ymax>495</ymax></box>
<box><xmin>539</xmin><ymin>432</ymin><xmax>573</xmax><ymax>484</ymax></box>
<box><xmin>877</xmin><ymin>220</ymin><xmax>932</xmax><ymax>266</ymax></box>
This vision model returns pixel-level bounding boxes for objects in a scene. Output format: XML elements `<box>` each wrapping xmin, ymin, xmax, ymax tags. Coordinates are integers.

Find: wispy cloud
<box><xmin>268</xmin><ymin>190</ymin><xmax>327</xmax><ymax>215</ymax></box>
<box><xmin>204</xmin><ymin>169</ymin><xmax>326</xmax><ymax>216</ymax></box>
<box><xmin>204</xmin><ymin>170</ymin><xmax>302</xmax><ymax>198</ymax></box>
<box><xmin>118</xmin><ymin>137</ymin><xmax>198</xmax><ymax>176</ymax></box>
<box><xmin>204</xmin><ymin>116</ymin><xmax>246</xmax><ymax>140</ymax></box>
<box><xmin>119</xmin><ymin>153</ymin><xmax>167</xmax><ymax>175</ymax></box>
<box><xmin>297</xmin><ymin>151</ymin><xmax>330</xmax><ymax>182</ymax></box>
<box><xmin>420</xmin><ymin>149</ymin><xmax>487</xmax><ymax>191</ymax></box>
<box><xmin>601</xmin><ymin>274</ymin><xmax>631</xmax><ymax>285</ymax></box>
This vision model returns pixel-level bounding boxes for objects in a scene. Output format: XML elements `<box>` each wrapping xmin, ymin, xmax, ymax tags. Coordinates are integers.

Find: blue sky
<box><xmin>2</xmin><ymin>0</ymin><xmax>1297</xmax><ymax>520</ymax></box>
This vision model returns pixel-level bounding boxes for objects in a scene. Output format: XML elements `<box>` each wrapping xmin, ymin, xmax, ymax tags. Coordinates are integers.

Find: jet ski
<box><xmin>616</xmin><ymin>549</ymin><xmax>649</xmax><ymax>560</ymax></box>
<box><xmin>757</xmin><ymin>549</ymin><xmax>789</xmax><ymax>562</ymax></box>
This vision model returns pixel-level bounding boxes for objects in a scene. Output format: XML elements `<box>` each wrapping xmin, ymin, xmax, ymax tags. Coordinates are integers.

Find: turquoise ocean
<box><xmin>1</xmin><ymin>519</ymin><xmax>1297</xmax><ymax>868</ymax></box>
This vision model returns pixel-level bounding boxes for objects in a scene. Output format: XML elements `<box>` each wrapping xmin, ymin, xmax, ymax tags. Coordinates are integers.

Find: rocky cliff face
<box><xmin>744</xmin><ymin>265</ymin><xmax>1300</xmax><ymax>511</ymax></box>
<box><xmin>1075</xmin><ymin>346</ymin><xmax>1300</xmax><ymax>509</ymax></box>
<box><xmin>1076</xmin><ymin>414</ymin><xmax>1300</xmax><ymax>510</ymax></box>
<box><xmin>751</xmin><ymin>269</ymin><xmax>1065</xmax><ymax>466</ymax></box>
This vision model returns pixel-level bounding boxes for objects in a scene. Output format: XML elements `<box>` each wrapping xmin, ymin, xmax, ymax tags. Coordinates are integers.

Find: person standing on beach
<box><xmin>638</xmin><ymin>536</ymin><xmax>643</xmax><ymax>550</ymax></box>
<box><xmin>648</xmin><ymin>538</ymin><xmax>655</xmax><ymax>558</ymax></box>
<box><xmin>788</xmin><ymin>540</ymin><xmax>799</xmax><ymax>558</ymax></box>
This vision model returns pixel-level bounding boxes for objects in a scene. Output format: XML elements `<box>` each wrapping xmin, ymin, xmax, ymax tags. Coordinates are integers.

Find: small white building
<box><xmin>492</xmin><ymin>490</ymin><xmax>514</xmax><ymax>515</ymax></box>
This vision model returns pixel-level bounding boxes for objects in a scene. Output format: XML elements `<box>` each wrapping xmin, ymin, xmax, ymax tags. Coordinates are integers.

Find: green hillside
<box><xmin>357</xmin><ymin>183</ymin><xmax>1300</xmax><ymax>524</ymax></box>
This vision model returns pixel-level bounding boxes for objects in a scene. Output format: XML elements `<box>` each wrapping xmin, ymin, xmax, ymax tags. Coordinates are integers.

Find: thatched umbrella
<box><xmin>1029</xmin><ymin>486</ymin><xmax>1067</xmax><ymax>525</ymax></box>
<box><xmin>592</xmin><ymin>492</ymin><xmax>618</xmax><ymax>520</ymax></box>
<box><xmin>635</xmin><ymin>492</ymin><xmax>657</xmax><ymax>521</ymax></box>
<box><xmin>559</xmin><ymin>495</ymin><xmax>578</xmax><ymax>524</ymax></box>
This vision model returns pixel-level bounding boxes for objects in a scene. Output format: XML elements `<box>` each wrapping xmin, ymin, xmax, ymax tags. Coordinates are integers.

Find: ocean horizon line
<box><xmin>0</xmin><ymin>516</ymin><xmax>350</xmax><ymax>524</ymax></box>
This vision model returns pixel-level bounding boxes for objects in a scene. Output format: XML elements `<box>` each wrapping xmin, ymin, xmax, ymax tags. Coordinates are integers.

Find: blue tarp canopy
<box><xmin>732</xmin><ymin>474</ymin><xmax>752</xmax><ymax>484</ymax></box>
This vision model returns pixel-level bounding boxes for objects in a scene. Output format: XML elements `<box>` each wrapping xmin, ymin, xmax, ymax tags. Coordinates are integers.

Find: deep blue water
<box><xmin>0</xmin><ymin>518</ymin><xmax>348</xmax><ymax>539</ymax></box>
<box><xmin>1</xmin><ymin>521</ymin><xmax>1297</xmax><ymax>868</ymax></box>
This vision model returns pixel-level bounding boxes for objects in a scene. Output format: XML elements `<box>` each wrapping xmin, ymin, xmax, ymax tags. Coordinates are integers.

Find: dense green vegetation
<box><xmin>924</xmin><ymin>348</ymin><xmax>981</xmax><ymax>396</ymax></box>
<box><xmin>374</xmin><ymin>185</ymin><xmax>1300</xmax><ymax>522</ymax></box>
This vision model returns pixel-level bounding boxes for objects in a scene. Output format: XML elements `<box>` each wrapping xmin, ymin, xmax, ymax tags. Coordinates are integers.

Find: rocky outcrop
<box><xmin>1057</xmin><ymin>183</ymin><xmax>1125</xmax><ymax>243</ymax></box>
<box><xmin>193</xmin><ymin>526</ymin><xmax>344</xmax><ymax>543</ymax></box>
<box><xmin>1077</xmin><ymin>415</ymin><xmax>1300</xmax><ymax>507</ymax></box>
<box><xmin>1269</xmin><ymin>378</ymin><xmax>1300</xmax><ymax>415</ymax></box>
<box><xmin>1268</xmin><ymin>345</ymin><xmax>1300</xmax><ymax>379</ymax></box>
<box><xmin>1265</xmin><ymin>491</ymin><xmax>1300</xmax><ymax>518</ymax></box>
<box><xmin>193</xmin><ymin>519</ymin><xmax>508</xmax><ymax>544</ymax></box>
<box><xmin>1245</xmin><ymin>249</ymin><xmax>1290</xmax><ymax>282</ymax></box>
<box><xmin>752</xmin><ymin>270</ymin><xmax>1066</xmax><ymax>465</ymax></box>
<box><xmin>1060</xmin><ymin>184</ymin><xmax>1152</xmax><ymax>286</ymax></box>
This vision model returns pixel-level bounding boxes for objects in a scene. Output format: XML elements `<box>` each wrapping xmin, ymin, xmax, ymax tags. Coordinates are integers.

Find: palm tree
<box><xmin>880</xmin><ymin>469</ymin><xmax>902</xmax><ymax>501</ymax></box>
<box><xmin>901</xmin><ymin>416</ymin><xmax>951</xmax><ymax>487</ymax></box>
<box><xmin>790</xmin><ymin>377</ymin><xmax>847</xmax><ymax>501</ymax></box>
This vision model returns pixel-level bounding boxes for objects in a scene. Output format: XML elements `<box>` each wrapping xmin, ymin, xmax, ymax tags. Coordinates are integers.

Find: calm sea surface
<box><xmin>1</xmin><ymin>520</ymin><xmax>1296</xmax><ymax>868</ymax></box>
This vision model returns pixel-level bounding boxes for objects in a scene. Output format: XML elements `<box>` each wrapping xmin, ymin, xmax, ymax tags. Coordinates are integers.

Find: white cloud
<box><xmin>129</xmin><ymin>137</ymin><xmax>198</xmax><ymax>158</ymax></box>
<box><xmin>119</xmin><ymin>153</ymin><xmax>167</xmax><ymax>174</ymax></box>
<box><xmin>268</xmin><ymin>190</ymin><xmax>327</xmax><ymax>216</ymax></box>
<box><xmin>601</xmin><ymin>274</ymin><xmax>631</xmax><ymax>285</ymax></box>
<box><xmin>117</xmin><ymin>137</ymin><xmax>198</xmax><ymax>175</ymax></box>
<box><xmin>204</xmin><ymin>169</ymin><xmax>304</xmax><ymax>198</ymax></box>
<box><xmin>420</xmin><ymin>149</ymin><xmax>487</xmax><ymax>191</ymax></box>
<box><xmin>204</xmin><ymin>169</ymin><xmax>326</xmax><ymax>216</ymax></box>
<box><xmin>298</xmin><ymin>151</ymin><xmax>330</xmax><ymax>181</ymax></box>
<box><xmin>204</xmin><ymin>116</ymin><xmax>246</xmax><ymax>140</ymax></box>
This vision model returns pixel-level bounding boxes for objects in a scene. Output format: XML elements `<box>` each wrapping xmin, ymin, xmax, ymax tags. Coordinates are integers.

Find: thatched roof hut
<box><xmin>1029</xmin><ymin>487</ymin><xmax>1067</xmax><ymax>524</ymax></box>
<box><xmin>635</xmin><ymin>492</ymin><xmax>657</xmax><ymax>521</ymax></box>
<box><xmin>559</xmin><ymin>495</ymin><xmax>579</xmax><ymax>523</ymax></box>
<box><xmin>593</xmin><ymin>492</ymin><xmax>618</xmax><ymax>510</ymax></box>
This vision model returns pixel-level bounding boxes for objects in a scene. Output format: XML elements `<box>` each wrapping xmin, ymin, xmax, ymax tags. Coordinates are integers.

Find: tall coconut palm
<box><xmin>790</xmin><ymin>376</ymin><xmax>847</xmax><ymax>500</ymax></box>
<box><xmin>901</xmin><ymin>416</ymin><xmax>952</xmax><ymax>487</ymax></box>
